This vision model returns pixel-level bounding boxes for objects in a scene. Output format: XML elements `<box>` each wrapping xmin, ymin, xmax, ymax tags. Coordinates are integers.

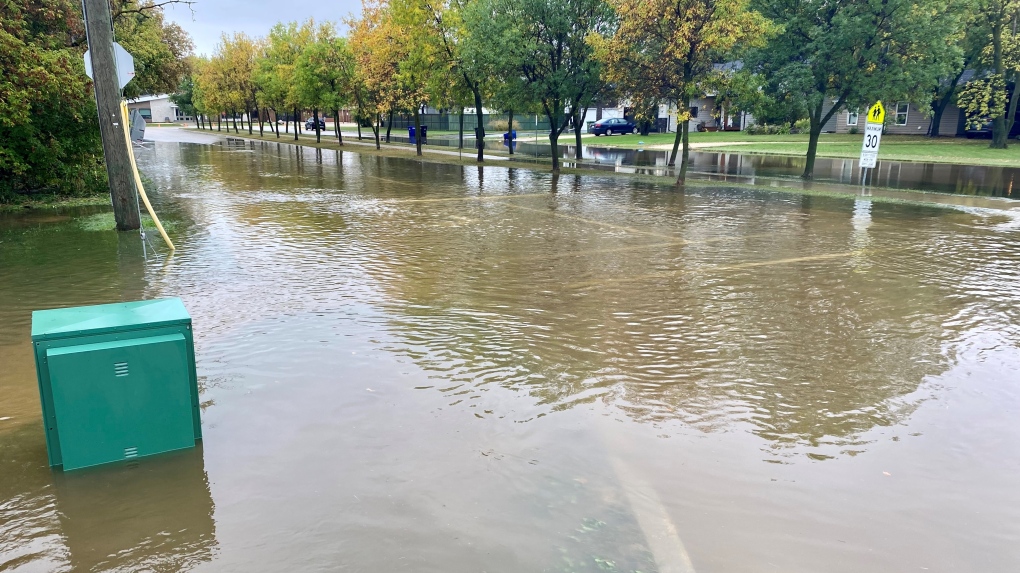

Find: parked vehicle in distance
<box><xmin>305</xmin><ymin>117</ymin><xmax>325</xmax><ymax>130</ymax></box>
<box><xmin>588</xmin><ymin>117</ymin><xmax>638</xmax><ymax>136</ymax></box>
<box><xmin>964</xmin><ymin>119</ymin><xmax>1020</xmax><ymax>139</ymax></box>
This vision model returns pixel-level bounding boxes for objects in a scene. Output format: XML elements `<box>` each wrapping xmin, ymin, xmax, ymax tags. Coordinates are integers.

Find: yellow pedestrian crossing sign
<box><xmin>867</xmin><ymin>101</ymin><xmax>885</xmax><ymax>125</ymax></box>
<box><xmin>860</xmin><ymin>101</ymin><xmax>885</xmax><ymax>169</ymax></box>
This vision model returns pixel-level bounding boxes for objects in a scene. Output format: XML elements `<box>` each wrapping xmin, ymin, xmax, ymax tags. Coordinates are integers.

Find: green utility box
<box><xmin>31</xmin><ymin>298</ymin><xmax>201</xmax><ymax>471</ymax></box>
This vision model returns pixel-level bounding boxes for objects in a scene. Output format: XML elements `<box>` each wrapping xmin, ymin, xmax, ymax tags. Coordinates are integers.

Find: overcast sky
<box><xmin>163</xmin><ymin>0</ymin><xmax>365</xmax><ymax>56</ymax></box>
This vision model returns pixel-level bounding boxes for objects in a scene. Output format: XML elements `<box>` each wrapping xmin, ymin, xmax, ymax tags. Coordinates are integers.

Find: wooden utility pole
<box><xmin>83</xmin><ymin>0</ymin><xmax>140</xmax><ymax>231</ymax></box>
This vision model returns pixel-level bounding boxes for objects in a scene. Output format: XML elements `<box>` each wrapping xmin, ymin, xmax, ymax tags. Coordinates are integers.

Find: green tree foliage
<box><xmin>114</xmin><ymin>0</ymin><xmax>193</xmax><ymax>99</ymax></box>
<box><xmin>169</xmin><ymin>74</ymin><xmax>198</xmax><ymax>127</ymax></box>
<box><xmin>256</xmin><ymin>21</ymin><xmax>315</xmax><ymax>140</ymax></box>
<box><xmin>295</xmin><ymin>23</ymin><xmax>357</xmax><ymax>144</ymax></box>
<box><xmin>956</xmin><ymin>0</ymin><xmax>1020</xmax><ymax>147</ymax></box>
<box><xmin>746</xmin><ymin>0</ymin><xmax>966</xmax><ymax>178</ymax></box>
<box><xmin>427</xmin><ymin>0</ymin><xmax>490</xmax><ymax>161</ymax></box>
<box><xmin>469</xmin><ymin>0</ymin><xmax>615</xmax><ymax>170</ymax></box>
<box><xmin>594</xmin><ymin>0</ymin><xmax>772</xmax><ymax>185</ymax></box>
<box><xmin>0</xmin><ymin>0</ymin><xmax>103</xmax><ymax>199</ymax></box>
<box><xmin>1</xmin><ymin>0</ymin><xmax>192</xmax><ymax>201</ymax></box>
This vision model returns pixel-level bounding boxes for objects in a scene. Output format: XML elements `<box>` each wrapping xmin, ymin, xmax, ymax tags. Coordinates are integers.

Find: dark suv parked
<box><xmin>305</xmin><ymin>117</ymin><xmax>325</xmax><ymax>130</ymax></box>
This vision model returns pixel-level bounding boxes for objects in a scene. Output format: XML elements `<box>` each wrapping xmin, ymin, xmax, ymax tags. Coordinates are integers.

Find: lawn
<box><xmin>584</xmin><ymin>132</ymin><xmax>1020</xmax><ymax>167</ymax></box>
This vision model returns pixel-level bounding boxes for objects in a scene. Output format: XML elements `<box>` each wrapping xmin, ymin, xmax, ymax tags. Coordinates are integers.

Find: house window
<box><xmin>847</xmin><ymin>109</ymin><xmax>859</xmax><ymax>126</ymax></box>
<box><xmin>895</xmin><ymin>102</ymin><xmax>909</xmax><ymax>126</ymax></box>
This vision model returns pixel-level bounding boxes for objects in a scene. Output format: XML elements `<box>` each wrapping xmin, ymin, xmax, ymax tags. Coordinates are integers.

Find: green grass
<box><xmin>0</xmin><ymin>194</ymin><xmax>110</xmax><ymax>213</ymax></box>
<box><xmin>582</xmin><ymin>132</ymin><xmax>1020</xmax><ymax>167</ymax></box>
<box><xmin>77</xmin><ymin>212</ymin><xmax>181</xmax><ymax>232</ymax></box>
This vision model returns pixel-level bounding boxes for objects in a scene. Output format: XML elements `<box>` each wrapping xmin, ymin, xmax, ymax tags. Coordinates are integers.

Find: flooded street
<box><xmin>2</xmin><ymin>138</ymin><xmax>1020</xmax><ymax>572</ymax></box>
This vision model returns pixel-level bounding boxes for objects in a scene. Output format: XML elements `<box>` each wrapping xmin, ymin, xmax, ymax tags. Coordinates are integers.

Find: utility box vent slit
<box><xmin>114</xmin><ymin>362</ymin><xmax>129</xmax><ymax>377</ymax></box>
<box><xmin>124</xmin><ymin>447</ymin><xmax>138</xmax><ymax>458</ymax></box>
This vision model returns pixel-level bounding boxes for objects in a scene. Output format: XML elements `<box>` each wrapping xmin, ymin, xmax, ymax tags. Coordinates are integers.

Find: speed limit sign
<box><xmin>859</xmin><ymin>101</ymin><xmax>884</xmax><ymax>169</ymax></box>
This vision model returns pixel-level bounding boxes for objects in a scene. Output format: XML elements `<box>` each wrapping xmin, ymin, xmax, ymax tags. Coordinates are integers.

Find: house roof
<box><xmin>126</xmin><ymin>94</ymin><xmax>172</xmax><ymax>104</ymax></box>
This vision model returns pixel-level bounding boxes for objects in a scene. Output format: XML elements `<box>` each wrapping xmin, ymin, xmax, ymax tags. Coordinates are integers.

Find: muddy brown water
<box><xmin>2</xmin><ymin>138</ymin><xmax>1019</xmax><ymax>572</ymax></box>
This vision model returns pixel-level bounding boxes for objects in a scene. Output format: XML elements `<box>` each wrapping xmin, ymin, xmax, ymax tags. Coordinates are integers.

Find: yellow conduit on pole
<box><xmin>119</xmin><ymin>101</ymin><xmax>175</xmax><ymax>251</ymax></box>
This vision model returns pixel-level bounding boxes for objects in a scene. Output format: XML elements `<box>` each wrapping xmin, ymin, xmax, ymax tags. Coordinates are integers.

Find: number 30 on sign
<box><xmin>859</xmin><ymin>101</ymin><xmax>884</xmax><ymax>169</ymax></box>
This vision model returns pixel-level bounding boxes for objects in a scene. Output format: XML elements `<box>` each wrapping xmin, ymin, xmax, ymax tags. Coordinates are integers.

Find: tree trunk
<box><xmin>293</xmin><ymin>107</ymin><xmax>299</xmax><ymax>141</ymax></box>
<box><xmin>596</xmin><ymin>104</ymin><xmax>603</xmax><ymax>121</ymax></box>
<box><xmin>473</xmin><ymin>88</ymin><xmax>485</xmax><ymax>162</ymax></box>
<box><xmin>675</xmin><ymin>118</ymin><xmax>690</xmax><ymax>187</ymax></box>
<box><xmin>458</xmin><ymin>106</ymin><xmax>464</xmax><ymax>149</ymax></box>
<box><xmin>217</xmin><ymin>114</ymin><xmax>221</xmax><ymax>131</ymax></box>
<box><xmin>373</xmin><ymin>114</ymin><xmax>381</xmax><ymax>150</ymax></box>
<box><xmin>314</xmin><ymin>108</ymin><xmax>321</xmax><ymax>143</ymax></box>
<box><xmin>258</xmin><ymin>107</ymin><xmax>264</xmax><ymax>136</ymax></box>
<box><xmin>386</xmin><ymin>110</ymin><xmax>394</xmax><ymax>142</ymax></box>
<box><xmin>548</xmin><ymin>111</ymin><xmax>561</xmax><ymax>172</ymax></box>
<box><xmin>930</xmin><ymin>101</ymin><xmax>947</xmax><ymax>137</ymax></box>
<box><xmin>507</xmin><ymin>108</ymin><xmax>514</xmax><ymax>155</ymax></box>
<box><xmin>992</xmin><ymin>21</ymin><xmax>1009</xmax><ymax>149</ymax></box>
<box><xmin>1006</xmin><ymin>70</ymin><xmax>1020</xmax><ymax>141</ymax></box>
<box><xmin>232</xmin><ymin>110</ymin><xmax>238</xmax><ymax>134</ymax></box>
<box><xmin>574</xmin><ymin>107</ymin><xmax>587</xmax><ymax>160</ymax></box>
<box><xmin>803</xmin><ymin>112</ymin><xmax>823</xmax><ymax>179</ymax></box>
<box><xmin>246</xmin><ymin>107</ymin><xmax>252</xmax><ymax>134</ymax></box>
<box><xmin>194</xmin><ymin>115</ymin><xmax>200</xmax><ymax>128</ymax></box>
<box><xmin>335</xmin><ymin>108</ymin><xmax>344</xmax><ymax>145</ymax></box>
<box><xmin>929</xmin><ymin>70</ymin><xmax>965</xmax><ymax>137</ymax></box>
<box><xmin>357</xmin><ymin>116</ymin><xmax>363</xmax><ymax>140</ymax></box>
<box><xmin>668</xmin><ymin>96</ymin><xmax>688</xmax><ymax>166</ymax></box>
<box><xmin>414</xmin><ymin>107</ymin><xmax>422</xmax><ymax>156</ymax></box>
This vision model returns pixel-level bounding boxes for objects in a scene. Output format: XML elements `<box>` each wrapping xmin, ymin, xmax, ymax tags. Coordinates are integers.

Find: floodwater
<box><xmin>387</xmin><ymin>132</ymin><xmax>1020</xmax><ymax>197</ymax></box>
<box><xmin>2</xmin><ymin>137</ymin><xmax>1020</xmax><ymax>572</ymax></box>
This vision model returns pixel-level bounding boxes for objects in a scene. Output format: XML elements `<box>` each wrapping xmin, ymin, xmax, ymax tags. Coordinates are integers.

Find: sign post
<box><xmin>859</xmin><ymin>101</ymin><xmax>885</xmax><ymax>193</ymax></box>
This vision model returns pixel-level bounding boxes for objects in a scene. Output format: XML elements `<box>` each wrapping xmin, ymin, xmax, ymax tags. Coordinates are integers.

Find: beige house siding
<box><xmin>823</xmin><ymin>101</ymin><xmax>967</xmax><ymax>137</ymax></box>
<box><xmin>883</xmin><ymin>102</ymin><xmax>931</xmax><ymax>135</ymax></box>
<box><xmin>936</xmin><ymin>106</ymin><xmax>962</xmax><ymax>136</ymax></box>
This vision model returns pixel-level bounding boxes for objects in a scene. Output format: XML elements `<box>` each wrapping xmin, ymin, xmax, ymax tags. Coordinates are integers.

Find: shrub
<box><xmin>744</xmin><ymin>123</ymin><xmax>791</xmax><ymax>135</ymax></box>
<box><xmin>848</xmin><ymin>126</ymin><xmax>859</xmax><ymax>135</ymax></box>
<box><xmin>488</xmin><ymin>118</ymin><xmax>522</xmax><ymax>132</ymax></box>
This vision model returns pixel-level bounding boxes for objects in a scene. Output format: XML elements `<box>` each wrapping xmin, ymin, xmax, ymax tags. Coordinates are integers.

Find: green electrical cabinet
<box><xmin>31</xmin><ymin>298</ymin><xmax>201</xmax><ymax>471</ymax></box>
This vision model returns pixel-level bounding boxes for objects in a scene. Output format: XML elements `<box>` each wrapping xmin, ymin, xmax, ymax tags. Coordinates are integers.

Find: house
<box><xmin>822</xmin><ymin>100</ymin><xmax>965</xmax><ymax>136</ymax></box>
<box><xmin>126</xmin><ymin>94</ymin><xmax>191</xmax><ymax>123</ymax></box>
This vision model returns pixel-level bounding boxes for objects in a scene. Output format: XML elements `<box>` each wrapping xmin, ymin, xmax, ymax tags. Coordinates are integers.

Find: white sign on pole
<box><xmin>84</xmin><ymin>42</ymin><xmax>136</xmax><ymax>90</ymax></box>
<box><xmin>859</xmin><ymin>101</ymin><xmax>885</xmax><ymax>169</ymax></box>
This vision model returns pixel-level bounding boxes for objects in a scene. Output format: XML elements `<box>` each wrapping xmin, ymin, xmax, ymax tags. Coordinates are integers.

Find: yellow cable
<box><xmin>119</xmin><ymin>101</ymin><xmax>175</xmax><ymax>251</ymax></box>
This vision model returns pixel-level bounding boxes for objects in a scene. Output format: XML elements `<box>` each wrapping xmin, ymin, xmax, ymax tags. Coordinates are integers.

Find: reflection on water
<box><xmin>2</xmin><ymin>138</ymin><xmax>1019</xmax><ymax>572</ymax></box>
<box><xmin>511</xmin><ymin>140</ymin><xmax>1020</xmax><ymax>197</ymax></box>
<box><xmin>54</xmin><ymin>448</ymin><xmax>215</xmax><ymax>572</ymax></box>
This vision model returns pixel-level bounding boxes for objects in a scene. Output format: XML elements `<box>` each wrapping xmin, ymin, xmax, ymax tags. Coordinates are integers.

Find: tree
<box><xmin>747</xmin><ymin>0</ymin><xmax>965</xmax><ymax>178</ymax></box>
<box><xmin>427</xmin><ymin>0</ymin><xmax>490</xmax><ymax>161</ymax></box>
<box><xmin>390</xmin><ymin>0</ymin><xmax>443</xmax><ymax>156</ymax></box>
<box><xmin>215</xmin><ymin>32</ymin><xmax>261</xmax><ymax>135</ymax></box>
<box><xmin>957</xmin><ymin>0</ymin><xmax>1020</xmax><ymax>147</ymax></box>
<box><xmin>170</xmin><ymin>74</ymin><xmax>199</xmax><ymax>127</ymax></box>
<box><xmin>472</xmin><ymin>0</ymin><xmax>615</xmax><ymax>171</ymax></box>
<box><xmin>114</xmin><ymin>0</ymin><xmax>194</xmax><ymax>99</ymax></box>
<box><xmin>929</xmin><ymin>4</ymin><xmax>986</xmax><ymax>137</ymax></box>
<box><xmin>349</xmin><ymin>0</ymin><xmax>404</xmax><ymax>150</ymax></box>
<box><xmin>595</xmin><ymin>0</ymin><xmax>771</xmax><ymax>186</ymax></box>
<box><xmin>1</xmin><ymin>0</ymin><xmax>193</xmax><ymax>202</ymax></box>
<box><xmin>296</xmin><ymin>23</ymin><xmax>358</xmax><ymax>145</ymax></box>
<box><xmin>256</xmin><ymin>21</ymin><xmax>315</xmax><ymax>140</ymax></box>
